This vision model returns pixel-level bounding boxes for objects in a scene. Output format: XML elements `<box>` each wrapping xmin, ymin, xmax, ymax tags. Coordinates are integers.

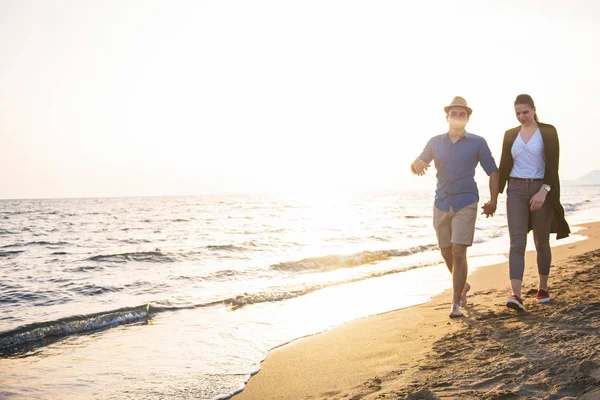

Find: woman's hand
<box><xmin>481</xmin><ymin>200</ymin><xmax>497</xmax><ymax>217</ymax></box>
<box><xmin>529</xmin><ymin>189</ymin><xmax>548</xmax><ymax>212</ymax></box>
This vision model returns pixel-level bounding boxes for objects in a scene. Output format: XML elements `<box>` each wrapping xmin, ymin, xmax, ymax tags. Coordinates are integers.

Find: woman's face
<box><xmin>515</xmin><ymin>103</ymin><xmax>536</xmax><ymax>126</ymax></box>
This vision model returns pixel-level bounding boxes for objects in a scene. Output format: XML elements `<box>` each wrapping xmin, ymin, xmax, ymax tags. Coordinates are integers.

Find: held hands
<box><xmin>481</xmin><ymin>201</ymin><xmax>497</xmax><ymax>218</ymax></box>
<box><xmin>411</xmin><ymin>158</ymin><xmax>429</xmax><ymax>176</ymax></box>
<box><xmin>530</xmin><ymin>189</ymin><xmax>548</xmax><ymax>212</ymax></box>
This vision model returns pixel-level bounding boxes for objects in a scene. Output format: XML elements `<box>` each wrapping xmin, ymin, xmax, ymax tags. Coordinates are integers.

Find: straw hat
<box><xmin>443</xmin><ymin>96</ymin><xmax>473</xmax><ymax>116</ymax></box>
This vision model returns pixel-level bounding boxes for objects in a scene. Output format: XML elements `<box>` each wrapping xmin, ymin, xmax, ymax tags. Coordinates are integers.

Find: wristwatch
<box><xmin>542</xmin><ymin>184</ymin><xmax>551</xmax><ymax>192</ymax></box>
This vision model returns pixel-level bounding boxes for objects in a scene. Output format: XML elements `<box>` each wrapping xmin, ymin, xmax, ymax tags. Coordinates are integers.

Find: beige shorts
<box><xmin>433</xmin><ymin>202</ymin><xmax>478</xmax><ymax>248</ymax></box>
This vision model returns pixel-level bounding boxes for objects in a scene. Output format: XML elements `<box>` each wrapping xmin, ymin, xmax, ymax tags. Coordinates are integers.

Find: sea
<box><xmin>1</xmin><ymin>185</ymin><xmax>599</xmax><ymax>399</ymax></box>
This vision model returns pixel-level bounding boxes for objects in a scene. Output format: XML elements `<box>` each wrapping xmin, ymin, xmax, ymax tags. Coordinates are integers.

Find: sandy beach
<box><xmin>233</xmin><ymin>222</ymin><xmax>600</xmax><ymax>400</ymax></box>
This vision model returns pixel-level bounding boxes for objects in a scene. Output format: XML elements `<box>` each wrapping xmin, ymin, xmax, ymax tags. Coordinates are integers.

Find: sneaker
<box><xmin>536</xmin><ymin>289</ymin><xmax>551</xmax><ymax>303</ymax></box>
<box><xmin>506</xmin><ymin>294</ymin><xmax>525</xmax><ymax>311</ymax></box>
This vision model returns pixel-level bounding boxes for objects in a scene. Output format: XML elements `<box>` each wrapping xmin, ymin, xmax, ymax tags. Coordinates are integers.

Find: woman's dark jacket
<box><xmin>498</xmin><ymin>122</ymin><xmax>570</xmax><ymax>239</ymax></box>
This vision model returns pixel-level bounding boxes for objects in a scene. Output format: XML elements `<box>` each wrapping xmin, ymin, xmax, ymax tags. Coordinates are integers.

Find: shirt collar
<box><xmin>444</xmin><ymin>131</ymin><xmax>470</xmax><ymax>140</ymax></box>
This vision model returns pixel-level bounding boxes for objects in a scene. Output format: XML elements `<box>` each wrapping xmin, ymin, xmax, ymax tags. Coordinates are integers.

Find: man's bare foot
<box><xmin>459</xmin><ymin>282</ymin><xmax>471</xmax><ymax>307</ymax></box>
<box><xmin>449</xmin><ymin>302</ymin><xmax>463</xmax><ymax>318</ymax></box>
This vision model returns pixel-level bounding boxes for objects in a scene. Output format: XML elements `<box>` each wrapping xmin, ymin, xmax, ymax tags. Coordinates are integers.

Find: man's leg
<box><xmin>434</xmin><ymin>206</ymin><xmax>452</xmax><ymax>268</ymax></box>
<box><xmin>448</xmin><ymin>203</ymin><xmax>477</xmax><ymax>317</ymax></box>
<box><xmin>450</xmin><ymin>244</ymin><xmax>469</xmax><ymax>317</ymax></box>
<box><xmin>441</xmin><ymin>247</ymin><xmax>470</xmax><ymax>307</ymax></box>
<box><xmin>440</xmin><ymin>247</ymin><xmax>453</xmax><ymax>272</ymax></box>
<box><xmin>433</xmin><ymin>206</ymin><xmax>462</xmax><ymax>316</ymax></box>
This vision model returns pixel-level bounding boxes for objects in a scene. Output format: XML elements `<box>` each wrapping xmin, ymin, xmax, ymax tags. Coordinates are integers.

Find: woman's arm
<box><xmin>543</xmin><ymin>124</ymin><xmax>560</xmax><ymax>188</ymax></box>
<box><xmin>498</xmin><ymin>130</ymin><xmax>514</xmax><ymax>194</ymax></box>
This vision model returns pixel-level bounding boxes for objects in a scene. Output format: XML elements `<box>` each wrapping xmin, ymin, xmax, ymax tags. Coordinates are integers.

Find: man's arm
<box><xmin>483</xmin><ymin>171</ymin><xmax>499</xmax><ymax>217</ymax></box>
<box><xmin>489</xmin><ymin>171</ymin><xmax>499</xmax><ymax>203</ymax></box>
<box><xmin>479</xmin><ymin>138</ymin><xmax>499</xmax><ymax>217</ymax></box>
<box><xmin>411</xmin><ymin>158</ymin><xmax>429</xmax><ymax>176</ymax></box>
<box><xmin>411</xmin><ymin>138</ymin><xmax>434</xmax><ymax>176</ymax></box>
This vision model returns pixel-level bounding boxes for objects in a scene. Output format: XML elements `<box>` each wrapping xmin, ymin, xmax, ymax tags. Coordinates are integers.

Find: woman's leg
<box><xmin>531</xmin><ymin>188</ymin><xmax>554</xmax><ymax>291</ymax></box>
<box><xmin>507</xmin><ymin>180</ymin><xmax>531</xmax><ymax>298</ymax></box>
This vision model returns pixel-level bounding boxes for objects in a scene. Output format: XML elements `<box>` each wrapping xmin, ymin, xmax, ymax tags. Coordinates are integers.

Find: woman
<box><xmin>498</xmin><ymin>94</ymin><xmax>570</xmax><ymax>311</ymax></box>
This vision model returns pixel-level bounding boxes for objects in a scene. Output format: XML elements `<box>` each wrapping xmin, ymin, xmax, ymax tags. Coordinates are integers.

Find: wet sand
<box><xmin>233</xmin><ymin>222</ymin><xmax>600</xmax><ymax>399</ymax></box>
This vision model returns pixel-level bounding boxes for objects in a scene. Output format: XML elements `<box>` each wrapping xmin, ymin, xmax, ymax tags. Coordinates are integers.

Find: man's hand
<box><xmin>530</xmin><ymin>190</ymin><xmax>547</xmax><ymax>212</ymax></box>
<box><xmin>411</xmin><ymin>158</ymin><xmax>429</xmax><ymax>176</ymax></box>
<box><xmin>481</xmin><ymin>201</ymin><xmax>497</xmax><ymax>218</ymax></box>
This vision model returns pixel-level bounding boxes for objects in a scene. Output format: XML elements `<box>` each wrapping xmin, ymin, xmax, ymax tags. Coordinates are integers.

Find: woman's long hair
<box><xmin>514</xmin><ymin>94</ymin><xmax>539</xmax><ymax>123</ymax></box>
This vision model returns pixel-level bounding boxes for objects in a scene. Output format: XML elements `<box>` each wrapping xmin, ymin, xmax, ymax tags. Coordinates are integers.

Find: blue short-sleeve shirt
<box><xmin>418</xmin><ymin>132</ymin><xmax>498</xmax><ymax>212</ymax></box>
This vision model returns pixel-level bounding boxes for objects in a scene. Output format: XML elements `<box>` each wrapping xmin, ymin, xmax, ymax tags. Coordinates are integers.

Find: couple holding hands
<box><xmin>411</xmin><ymin>95</ymin><xmax>570</xmax><ymax>318</ymax></box>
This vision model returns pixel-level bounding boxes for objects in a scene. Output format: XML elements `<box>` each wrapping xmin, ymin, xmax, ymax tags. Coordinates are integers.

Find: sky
<box><xmin>1</xmin><ymin>0</ymin><xmax>600</xmax><ymax>199</ymax></box>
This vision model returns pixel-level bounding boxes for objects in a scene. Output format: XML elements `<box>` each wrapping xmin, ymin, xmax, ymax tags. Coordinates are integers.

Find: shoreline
<box><xmin>233</xmin><ymin>222</ymin><xmax>600</xmax><ymax>399</ymax></box>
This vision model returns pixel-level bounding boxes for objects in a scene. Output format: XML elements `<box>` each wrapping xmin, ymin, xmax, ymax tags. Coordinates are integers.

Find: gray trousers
<box><xmin>507</xmin><ymin>179</ymin><xmax>554</xmax><ymax>280</ymax></box>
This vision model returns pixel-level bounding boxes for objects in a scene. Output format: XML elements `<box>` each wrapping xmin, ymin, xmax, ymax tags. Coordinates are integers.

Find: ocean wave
<box><xmin>65</xmin><ymin>283</ymin><xmax>123</xmax><ymax>296</ymax></box>
<box><xmin>0</xmin><ymin>286</ymin><xmax>70</xmax><ymax>306</ymax></box>
<box><xmin>205</xmin><ymin>269</ymin><xmax>248</xmax><ymax>280</ymax></box>
<box><xmin>119</xmin><ymin>239</ymin><xmax>152</xmax><ymax>244</ymax></box>
<box><xmin>0</xmin><ymin>258</ymin><xmax>441</xmax><ymax>354</ymax></box>
<box><xmin>1</xmin><ymin>210</ymin><xmax>34</xmax><ymax>215</ymax></box>
<box><xmin>563</xmin><ymin>201</ymin><xmax>589</xmax><ymax>213</ymax></box>
<box><xmin>325</xmin><ymin>236</ymin><xmax>362</xmax><ymax>243</ymax></box>
<box><xmin>227</xmin><ymin>262</ymin><xmax>436</xmax><ymax>310</ymax></box>
<box><xmin>0</xmin><ymin>305</ymin><xmax>152</xmax><ymax>353</ymax></box>
<box><xmin>1</xmin><ymin>241</ymin><xmax>69</xmax><ymax>248</ymax></box>
<box><xmin>472</xmin><ymin>230</ymin><xmax>506</xmax><ymax>244</ymax></box>
<box><xmin>270</xmin><ymin>245</ymin><xmax>438</xmax><ymax>273</ymax></box>
<box><xmin>0</xmin><ymin>282</ymin><xmax>26</xmax><ymax>304</ymax></box>
<box><xmin>369</xmin><ymin>235</ymin><xmax>392</xmax><ymax>241</ymax></box>
<box><xmin>227</xmin><ymin>287</ymin><xmax>311</xmax><ymax>309</ymax></box>
<box><xmin>64</xmin><ymin>265</ymin><xmax>105</xmax><ymax>273</ymax></box>
<box><xmin>205</xmin><ymin>244</ymin><xmax>246</xmax><ymax>252</ymax></box>
<box><xmin>28</xmin><ymin>241</ymin><xmax>69</xmax><ymax>247</ymax></box>
<box><xmin>0</xmin><ymin>300</ymin><xmax>232</xmax><ymax>354</ymax></box>
<box><xmin>0</xmin><ymin>250</ymin><xmax>24</xmax><ymax>258</ymax></box>
<box><xmin>86</xmin><ymin>247</ymin><xmax>242</xmax><ymax>263</ymax></box>
<box><xmin>88</xmin><ymin>251</ymin><xmax>175</xmax><ymax>263</ymax></box>
<box><xmin>171</xmin><ymin>268</ymin><xmax>252</xmax><ymax>284</ymax></box>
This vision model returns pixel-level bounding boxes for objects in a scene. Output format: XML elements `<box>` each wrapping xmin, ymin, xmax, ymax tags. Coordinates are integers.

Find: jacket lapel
<box><xmin>538</xmin><ymin>123</ymin><xmax>551</xmax><ymax>142</ymax></box>
<box><xmin>507</xmin><ymin>128</ymin><xmax>519</xmax><ymax>145</ymax></box>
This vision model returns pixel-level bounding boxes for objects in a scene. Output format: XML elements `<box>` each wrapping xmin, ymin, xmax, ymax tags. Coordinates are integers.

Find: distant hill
<box><xmin>565</xmin><ymin>170</ymin><xmax>600</xmax><ymax>185</ymax></box>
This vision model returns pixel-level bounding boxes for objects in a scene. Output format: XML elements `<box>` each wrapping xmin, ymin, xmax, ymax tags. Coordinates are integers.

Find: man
<box><xmin>411</xmin><ymin>96</ymin><xmax>499</xmax><ymax>318</ymax></box>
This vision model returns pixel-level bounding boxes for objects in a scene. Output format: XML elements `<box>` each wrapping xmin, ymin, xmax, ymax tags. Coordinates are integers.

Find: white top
<box><xmin>510</xmin><ymin>128</ymin><xmax>545</xmax><ymax>179</ymax></box>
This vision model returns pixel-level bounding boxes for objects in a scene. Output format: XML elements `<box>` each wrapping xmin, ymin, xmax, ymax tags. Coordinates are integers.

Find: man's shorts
<box><xmin>433</xmin><ymin>203</ymin><xmax>478</xmax><ymax>248</ymax></box>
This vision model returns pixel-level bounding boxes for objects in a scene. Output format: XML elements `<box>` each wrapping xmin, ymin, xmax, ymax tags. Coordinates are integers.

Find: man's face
<box><xmin>446</xmin><ymin>106</ymin><xmax>469</xmax><ymax>129</ymax></box>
